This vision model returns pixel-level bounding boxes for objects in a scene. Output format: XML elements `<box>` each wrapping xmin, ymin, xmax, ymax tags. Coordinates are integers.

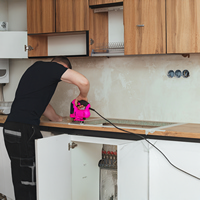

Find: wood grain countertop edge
<box><xmin>1</xmin><ymin>115</ymin><xmax>200</xmax><ymax>140</ymax></box>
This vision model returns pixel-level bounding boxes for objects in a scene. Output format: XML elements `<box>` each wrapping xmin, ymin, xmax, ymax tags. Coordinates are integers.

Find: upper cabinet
<box><xmin>25</xmin><ymin>0</ymin><xmax>200</xmax><ymax>57</ymax></box>
<box><xmin>89</xmin><ymin>0</ymin><xmax>166</xmax><ymax>57</ymax></box>
<box><xmin>167</xmin><ymin>0</ymin><xmax>200</xmax><ymax>54</ymax></box>
<box><xmin>56</xmin><ymin>0</ymin><xmax>89</xmax><ymax>32</ymax></box>
<box><xmin>26</xmin><ymin>0</ymin><xmax>89</xmax><ymax>57</ymax></box>
<box><xmin>0</xmin><ymin>32</ymin><xmax>28</xmax><ymax>58</ymax></box>
<box><xmin>27</xmin><ymin>0</ymin><xmax>55</xmax><ymax>34</ymax></box>
<box><xmin>89</xmin><ymin>2</ymin><xmax>124</xmax><ymax>56</ymax></box>
<box><xmin>124</xmin><ymin>0</ymin><xmax>166</xmax><ymax>55</ymax></box>
<box><xmin>0</xmin><ymin>0</ymin><xmax>28</xmax><ymax>59</ymax></box>
<box><xmin>89</xmin><ymin>8</ymin><xmax>109</xmax><ymax>56</ymax></box>
<box><xmin>27</xmin><ymin>0</ymin><xmax>89</xmax><ymax>34</ymax></box>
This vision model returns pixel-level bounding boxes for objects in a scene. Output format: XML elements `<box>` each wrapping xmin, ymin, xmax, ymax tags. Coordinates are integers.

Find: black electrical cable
<box><xmin>89</xmin><ymin>107</ymin><xmax>200</xmax><ymax>180</ymax></box>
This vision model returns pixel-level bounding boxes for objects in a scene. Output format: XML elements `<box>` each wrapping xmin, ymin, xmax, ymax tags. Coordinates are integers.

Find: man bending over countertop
<box><xmin>3</xmin><ymin>56</ymin><xmax>90</xmax><ymax>200</ymax></box>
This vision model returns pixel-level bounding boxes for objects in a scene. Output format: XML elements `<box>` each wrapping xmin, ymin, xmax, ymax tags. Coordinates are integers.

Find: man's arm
<box><xmin>43</xmin><ymin>104</ymin><xmax>63</xmax><ymax>122</ymax></box>
<box><xmin>61</xmin><ymin>69</ymin><xmax>90</xmax><ymax>106</ymax></box>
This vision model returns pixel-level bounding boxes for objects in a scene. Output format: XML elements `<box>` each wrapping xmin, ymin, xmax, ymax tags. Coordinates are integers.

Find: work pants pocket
<box><xmin>11</xmin><ymin>158</ymin><xmax>36</xmax><ymax>200</ymax></box>
<box><xmin>20</xmin><ymin>158</ymin><xmax>36</xmax><ymax>185</ymax></box>
<box><xmin>3</xmin><ymin>122</ymin><xmax>41</xmax><ymax>159</ymax></box>
<box><xmin>3</xmin><ymin>128</ymin><xmax>22</xmax><ymax>159</ymax></box>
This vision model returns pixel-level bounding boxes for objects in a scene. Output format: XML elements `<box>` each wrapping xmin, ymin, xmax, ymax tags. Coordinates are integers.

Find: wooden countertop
<box><xmin>1</xmin><ymin>115</ymin><xmax>200</xmax><ymax>141</ymax></box>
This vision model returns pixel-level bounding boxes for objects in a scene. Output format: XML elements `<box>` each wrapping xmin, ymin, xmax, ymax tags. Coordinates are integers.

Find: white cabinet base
<box><xmin>149</xmin><ymin>139</ymin><xmax>200</xmax><ymax>200</ymax></box>
<box><xmin>35</xmin><ymin>134</ymin><xmax>148</xmax><ymax>200</ymax></box>
<box><xmin>35</xmin><ymin>134</ymin><xmax>72</xmax><ymax>200</ymax></box>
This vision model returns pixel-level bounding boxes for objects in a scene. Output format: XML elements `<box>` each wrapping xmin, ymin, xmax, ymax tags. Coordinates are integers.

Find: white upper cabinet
<box><xmin>0</xmin><ymin>32</ymin><xmax>28</xmax><ymax>58</ymax></box>
<box><xmin>0</xmin><ymin>0</ymin><xmax>27</xmax><ymax>58</ymax></box>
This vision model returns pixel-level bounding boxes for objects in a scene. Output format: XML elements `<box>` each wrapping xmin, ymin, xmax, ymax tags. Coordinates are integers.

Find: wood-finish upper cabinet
<box><xmin>124</xmin><ymin>0</ymin><xmax>166</xmax><ymax>55</ymax></box>
<box><xmin>89</xmin><ymin>8</ymin><xmax>108</xmax><ymax>55</ymax></box>
<box><xmin>27</xmin><ymin>0</ymin><xmax>55</xmax><ymax>34</ymax></box>
<box><xmin>56</xmin><ymin>0</ymin><xmax>89</xmax><ymax>32</ymax></box>
<box><xmin>89</xmin><ymin>0</ymin><xmax>123</xmax><ymax>5</ymax></box>
<box><xmin>167</xmin><ymin>0</ymin><xmax>200</xmax><ymax>54</ymax></box>
<box><xmin>27</xmin><ymin>0</ymin><xmax>89</xmax><ymax>34</ymax></box>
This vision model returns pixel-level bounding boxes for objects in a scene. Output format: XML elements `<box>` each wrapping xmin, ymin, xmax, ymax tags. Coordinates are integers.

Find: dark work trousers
<box><xmin>3</xmin><ymin>121</ymin><xmax>43</xmax><ymax>200</ymax></box>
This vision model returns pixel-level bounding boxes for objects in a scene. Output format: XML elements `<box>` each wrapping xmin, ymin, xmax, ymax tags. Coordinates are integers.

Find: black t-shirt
<box><xmin>6</xmin><ymin>61</ymin><xmax>67</xmax><ymax>126</ymax></box>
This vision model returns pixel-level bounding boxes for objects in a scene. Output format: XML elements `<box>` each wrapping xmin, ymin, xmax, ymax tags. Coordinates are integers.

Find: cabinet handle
<box><xmin>24</xmin><ymin>45</ymin><xmax>33</xmax><ymax>51</ymax></box>
<box><xmin>136</xmin><ymin>24</ymin><xmax>144</xmax><ymax>27</ymax></box>
<box><xmin>68</xmin><ymin>142</ymin><xmax>78</xmax><ymax>151</ymax></box>
<box><xmin>1</xmin><ymin>22</ymin><xmax>6</xmax><ymax>29</ymax></box>
<box><xmin>90</xmin><ymin>38</ymin><xmax>94</xmax><ymax>45</ymax></box>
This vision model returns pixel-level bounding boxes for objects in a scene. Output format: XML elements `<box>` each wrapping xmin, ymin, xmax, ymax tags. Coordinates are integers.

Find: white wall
<box><xmin>0</xmin><ymin>0</ymin><xmax>8</xmax><ymax>22</ymax></box>
<box><xmin>7</xmin><ymin>0</ymin><xmax>27</xmax><ymax>31</ymax></box>
<box><xmin>0</xmin><ymin>0</ymin><xmax>27</xmax><ymax>31</ymax></box>
<box><xmin>4</xmin><ymin>54</ymin><xmax>200</xmax><ymax>124</ymax></box>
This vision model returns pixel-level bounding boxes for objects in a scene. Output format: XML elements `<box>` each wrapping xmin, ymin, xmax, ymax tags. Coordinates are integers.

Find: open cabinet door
<box><xmin>118</xmin><ymin>140</ymin><xmax>149</xmax><ymax>200</ymax></box>
<box><xmin>0</xmin><ymin>32</ymin><xmax>28</xmax><ymax>58</ymax></box>
<box><xmin>35</xmin><ymin>134</ymin><xmax>71</xmax><ymax>200</ymax></box>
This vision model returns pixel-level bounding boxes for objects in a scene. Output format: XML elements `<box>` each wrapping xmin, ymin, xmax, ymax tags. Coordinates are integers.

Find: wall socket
<box><xmin>167</xmin><ymin>70</ymin><xmax>190</xmax><ymax>78</ymax></box>
<box><xmin>0</xmin><ymin>22</ymin><xmax>8</xmax><ymax>31</ymax></box>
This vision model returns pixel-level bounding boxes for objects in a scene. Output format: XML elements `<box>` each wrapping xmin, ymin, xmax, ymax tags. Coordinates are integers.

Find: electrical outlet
<box><xmin>0</xmin><ymin>22</ymin><xmax>8</xmax><ymax>31</ymax></box>
<box><xmin>167</xmin><ymin>70</ymin><xmax>174</xmax><ymax>78</ymax></box>
<box><xmin>175</xmin><ymin>70</ymin><xmax>182</xmax><ymax>78</ymax></box>
<box><xmin>182</xmin><ymin>70</ymin><xmax>190</xmax><ymax>78</ymax></box>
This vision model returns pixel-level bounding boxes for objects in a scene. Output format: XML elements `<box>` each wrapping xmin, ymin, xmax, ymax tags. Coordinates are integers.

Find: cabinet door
<box><xmin>71</xmin><ymin>135</ymin><xmax>148</xmax><ymax>200</ymax></box>
<box><xmin>89</xmin><ymin>8</ymin><xmax>108</xmax><ymax>55</ymax></box>
<box><xmin>149</xmin><ymin>140</ymin><xmax>200</xmax><ymax>200</ymax></box>
<box><xmin>28</xmin><ymin>35</ymin><xmax>48</xmax><ymax>58</ymax></box>
<box><xmin>27</xmin><ymin>0</ymin><xmax>55</xmax><ymax>34</ymax></box>
<box><xmin>167</xmin><ymin>0</ymin><xmax>200</xmax><ymax>53</ymax></box>
<box><xmin>56</xmin><ymin>0</ymin><xmax>89</xmax><ymax>32</ymax></box>
<box><xmin>118</xmin><ymin>140</ymin><xmax>149</xmax><ymax>200</ymax></box>
<box><xmin>124</xmin><ymin>0</ymin><xmax>166</xmax><ymax>55</ymax></box>
<box><xmin>35</xmin><ymin>134</ymin><xmax>71</xmax><ymax>200</ymax></box>
<box><xmin>0</xmin><ymin>32</ymin><xmax>28</xmax><ymax>58</ymax></box>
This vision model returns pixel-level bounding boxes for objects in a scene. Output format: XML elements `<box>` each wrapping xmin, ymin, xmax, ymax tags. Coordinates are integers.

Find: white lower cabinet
<box><xmin>2</xmin><ymin>129</ymin><xmax>200</xmax><ymax>200</ymax></box>
<box><xmin>35</xmin><ymin>135</ymin><xmax>200</xmax><ymax>200</ymax></box>
<box><xmin>149</xmin><ymin>139</ymin><xmax>200</xmax><ymax>200</ymax></box>
<box><xmin>35</xmin><ymin>134</ymin><xmax>149</xmax><ymax>200</ymax></box>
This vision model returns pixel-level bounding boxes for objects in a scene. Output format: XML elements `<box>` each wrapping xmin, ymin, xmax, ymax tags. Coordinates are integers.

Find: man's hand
<box><xmin>75</xmin><ymin>95</ymin><xmax>88</xmax><ymax>109</ymax></box>
<box><xmin>43</xmin><ymin>104</ymin><xmax>63</xmax><ymax>122</ymax></box>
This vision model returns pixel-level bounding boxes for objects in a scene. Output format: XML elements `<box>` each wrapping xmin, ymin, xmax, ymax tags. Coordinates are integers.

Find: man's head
<box><xmin>51</xmin><ymin>56</ymin><xmax>72</xmax><ymax>69</ymax></box>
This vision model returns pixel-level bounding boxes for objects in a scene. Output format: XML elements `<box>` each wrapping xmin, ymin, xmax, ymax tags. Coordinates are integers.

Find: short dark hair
<box><xmin>51</xmin><ymin>56</ymin><xmax>72</xmax><ymax>69</ymax></box>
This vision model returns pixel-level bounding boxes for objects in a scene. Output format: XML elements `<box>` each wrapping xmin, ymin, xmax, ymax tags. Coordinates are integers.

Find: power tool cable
<box><xmin>89</xmin><ymin>107</ymin><xmax>200</xmax><ymax>180</ymax></box>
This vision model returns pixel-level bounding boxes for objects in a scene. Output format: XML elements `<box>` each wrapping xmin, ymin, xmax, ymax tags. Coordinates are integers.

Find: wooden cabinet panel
<box><xmin>124</xmin><ymin>0</ymin><xmax>166</xmax><ymax>55</ymax></box>
<box><xmin>27</xmin><ymin>0</ymin><xmax>55</xmax><ymax>34</ymax></box>
<box><xmin>89</xmin><ymin>8</ymin><xmax>108</xmax><ymax>55</ymax></box>
<box><xmin>28</xmin><ymin>35</ymin><xmax>48</xmax><ymax>57</ymax></box>
<box><xmin>167</xmin><ymin>0</ymin><xmax>200</xmax><ymax>54</ymax></box>
<box><xmin>90</xmin><ymin>0</ymin><xmax>123</xmax><ymax>5</ymax></box>
<box><xmin>56</xmin><ymin>0</ymin><xmax>89</xmax><ymax>32</ymax></box>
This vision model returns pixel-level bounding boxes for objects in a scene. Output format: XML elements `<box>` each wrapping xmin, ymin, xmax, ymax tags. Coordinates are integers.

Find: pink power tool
<box><xmin>70</xmin><ymin>99</ymin><xmax>91</xmax><ymax>121</ymax></box>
